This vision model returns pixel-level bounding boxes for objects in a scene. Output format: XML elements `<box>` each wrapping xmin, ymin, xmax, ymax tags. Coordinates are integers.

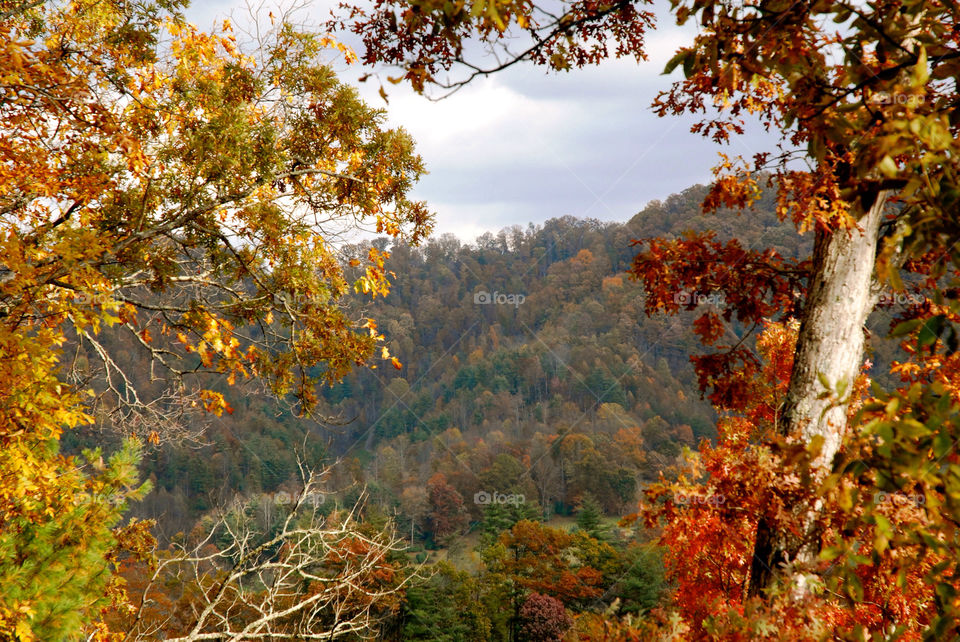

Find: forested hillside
<box><xmin>55</xmin><ymin>183</ymin><xmax>813</xmax><ymax>639</ymax></box>
<box><xmin>86</xmin><ymin>184</ymin><xmax>790</xmax><ymax>535</ymax></box>
<box><xmin>82</xmin><ymin>179</ymin><xmax>917</xmax><ymax>550</ymax></box>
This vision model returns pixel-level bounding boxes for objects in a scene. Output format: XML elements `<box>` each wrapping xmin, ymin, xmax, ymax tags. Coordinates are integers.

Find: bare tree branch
<box><xmin>121</xmin><ymin>467</ymin><xmax>419</xmax><ymax>641</ymax></box>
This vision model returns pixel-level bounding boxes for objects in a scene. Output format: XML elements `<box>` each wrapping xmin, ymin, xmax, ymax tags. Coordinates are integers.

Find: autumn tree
<box><xmin>333</xmin><ymin>0</ymin><xmax>652</xmax><ymax>95</ymax></box>
<box><xmin>518</xmin><ymin>592</ymin><xmax>572</xmax><ymax>642</ymax></box>
<box><xmin>425</xmin><ymin>471</ymin><xmax>468</xmax><ymax>541</ymax></box>
<box><xmin>1</xmin><ymin>0</ymin><xmax>429</xmax><ymax>637</ymax></box>
<box><xmin>487</xmin><ymin>520</ymin><xmax>616</xmax><ymax>606</ymax></box>
<box><xmin>630</xmin><ymin>0</ymin><xmax>960</xmax><ymax>601</ymax></box>
<box><xmin>4</xmin><ymin>0</ymin><xmax>430</xmax><ymax>438</ymax></box>
<box><xmin>336</xmin><ymin>0</ymin><xmax>960</xmax><ymax>623</ymax></box>
<box><xmin>635</xmin><ymin>319</ymin><xmax>946</xmax><ymax>637</ymax></box>
<box><xmin>0</xmin><ymin>439</ymin><xmax>151</xmax><ymax>640</ymax></box>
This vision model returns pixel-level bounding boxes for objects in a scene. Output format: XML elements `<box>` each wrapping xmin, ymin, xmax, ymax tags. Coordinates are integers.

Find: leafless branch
<box><xmin>121</xmin><ymin>468</ymin><xmax>418</xmax><ymax>641</ymax></box>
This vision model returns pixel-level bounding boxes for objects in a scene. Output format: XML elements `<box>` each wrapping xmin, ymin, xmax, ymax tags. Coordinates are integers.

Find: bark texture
<box><xmin>748</xmin><ymin>192</ymin><xmax>887</xmax><ymax>596</ymax></box>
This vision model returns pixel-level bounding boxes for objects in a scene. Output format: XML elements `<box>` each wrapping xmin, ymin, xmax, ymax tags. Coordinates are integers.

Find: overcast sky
<box><xmin>186</xmin><ymin>0</ymin><xmax>777</xmax><ymax>241</ymax></box>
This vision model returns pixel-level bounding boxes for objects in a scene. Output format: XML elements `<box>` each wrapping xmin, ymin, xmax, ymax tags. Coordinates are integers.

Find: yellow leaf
<box><xmin>878</xmin><ymin>155</ymin><xmax>898</xmax><ymax>178</ymax></box>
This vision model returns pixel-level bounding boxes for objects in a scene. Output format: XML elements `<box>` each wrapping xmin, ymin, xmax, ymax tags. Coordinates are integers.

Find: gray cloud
<box><xmin>185</xmin><ymin>0</ymin><xmax>782</xmax><ymax>242</ymax></box>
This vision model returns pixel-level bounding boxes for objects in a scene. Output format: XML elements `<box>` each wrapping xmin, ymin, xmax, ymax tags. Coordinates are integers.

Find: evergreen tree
<box><xmin>575</xmin><ymin>493</ymin><xmax>607</xmax><ymax>540</ymax></box>
<box><xmin>480</xmin><ymin>499</ymin><xmax>541</xmax><ymax>543</ymax></box>
<box><xmin>610</xmin><ymin>546</ymin><xmax>667</xmax><ymax>615</ymax></box>
<box><xmin>0</xmin><ymin>439</ymin><xmax>149</xmax><ymax>639</ymax></box>
<box><xmin>402</xmin><ymin>562</ymin><xmax>490</xmax><ymax>641</ymax></box>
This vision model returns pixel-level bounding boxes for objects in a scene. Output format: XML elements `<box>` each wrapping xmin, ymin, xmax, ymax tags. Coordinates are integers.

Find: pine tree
<box><xmin>402</xmin><ymin>562</ymin><xmax>490</xmax><ymax>641</ymax></box>
<box><xmin>480</xmin><ymin>499</ymin><xmax>541</xmax><ymax>543</ymax></box>
<box><xmin>576</xmin><ymin>493</ymin><xmax>607</xmax><ymax>540</ymax></box>
<box><xmin>0</xmin><ymin>439</ymin><xmax>149</xmax><ymax>639</ymax></box>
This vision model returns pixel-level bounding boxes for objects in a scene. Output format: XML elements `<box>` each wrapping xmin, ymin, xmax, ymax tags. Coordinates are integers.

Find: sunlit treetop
<box><xmin>1</xmin><ymin>0</ymin><xmax>432</xmax><ymax>440</ymax></box>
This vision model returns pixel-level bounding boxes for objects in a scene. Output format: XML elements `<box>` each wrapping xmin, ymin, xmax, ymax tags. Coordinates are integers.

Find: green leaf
<box><xmin>918</xmin><ymin>316</ymin><xmax>945</xmax><ymax>349</ymax></box>
<box><xmin>890</xmin><ymin>318</ymin><xmax>923</xmax><ymax>337</ymax></box>
<box><xmin>878</xmin><ymin>155</ymin><xmax>899</xmax><ymax>178</ymax></box>
<box><xmin>936</xmin><ymin>581</ymin><xmax>957</xmax><ymax>603</ymax></box>
<box><xmin>934</xmin><ymin>432</ymin><xmax>953</xmax><ymax>458</ymax></box>
<box><xmin>845</xmin><ymin>574</ymin><xmax>864</xmax><ymax>602</ymax></box>
<box><xmin>664</xmin><ymin>49</ymin><xmax>690</xmax><ymax>75</ymax></box>
<box><xmin>817</xmin><ymin>371</ymin><xmax>832</xmax><ymax>390</ymax></box>
<box><xmin>820</xmin><ymin>546</ymin><xmax>843</xmax><ymax>562</ymax></box>
<box><xmin>470</xmin><ymin>0</ymin><xmax>485</xmax><ymax>18</ymax></box>
<box><xmin>913</xmin><ymin>46</ymin><xmax>929</xmax><ymax>85</ymax></box>
<box><xmin>873</xmin><ymin>514</ymin><xmax>893</xmax><ymax>553</ymax></box>
<box><xmin>836</xmin><ymin>376</ymin><xmax>849</xmax><ymax>398</ymax></box>
<box><xmin>876</xmin><ymin>421</ymin><xmax>894</xmax><ymax>446</ymax></box>
<box><xmin>808</xmin><ymin>434</ymin><xmax>825</xmax><ymax>458</ymax></box>
<box><xmin>900</xmin><ymin>418</ymin><xmax>933</xmax><ymax>438</ymax></box>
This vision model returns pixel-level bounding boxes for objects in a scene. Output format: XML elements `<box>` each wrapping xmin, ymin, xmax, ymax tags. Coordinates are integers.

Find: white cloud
<box><xmin>425</xmin><ymin>201</ymin><xmax>515</xmax><ymax>242</ymax></box>
<box><xmin>369</xmin><ymin>78</ymin><xmax>578</xmax><ymax>171</ymax></box>
<box><xmin>183</xmin><ymin>0</ymin><xmax>779</xmax><ymax>243</ymax></box>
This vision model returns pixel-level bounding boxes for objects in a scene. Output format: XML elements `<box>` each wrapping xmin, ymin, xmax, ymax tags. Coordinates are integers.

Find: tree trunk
<box><xmin>748</xmin><ymin>191</ymin><xmax>887</xmax><ymax>596</ymax></box>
